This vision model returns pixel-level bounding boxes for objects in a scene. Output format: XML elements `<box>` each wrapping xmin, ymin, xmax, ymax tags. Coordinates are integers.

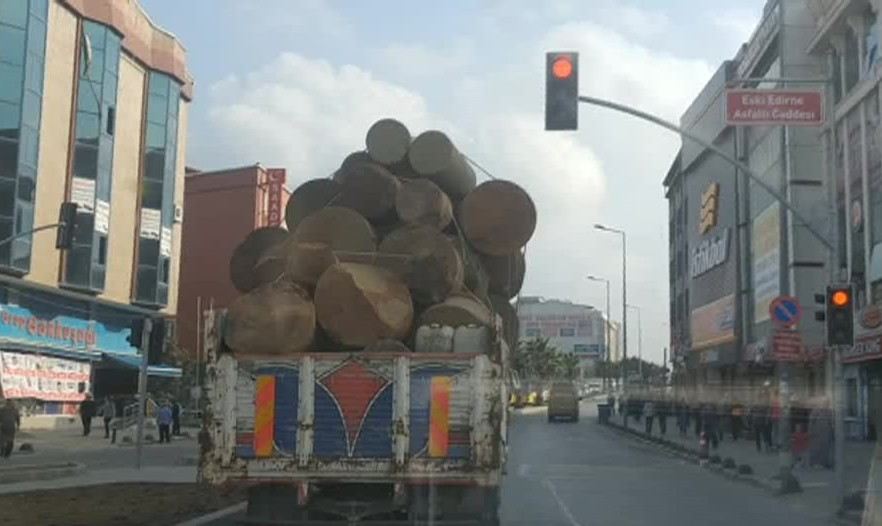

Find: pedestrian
<box><xmin>693</xmin><ymin>399</ymin><xmax>703</xmax><ymax>437</ymax></box>
<box><xmin>703</xmin><ymin>402</ymin><xmax>719</xmax><ymax>450</ymax></box>
<box><xmin>171</xmin><ymin>400</ymin><xmax>181</xmax><ymax>436</ymax></box>
<box><xmin>644</xmin><ymin>398</ymin><xmax>655</xmax><ymax>434</ymax></box>
<box><xmin>770</xmin><ymin>390</ymin><xmax>781</xmax><ymax>451</ymax></box>
<box><xmin>731</xmin><ymin>400</ymin><xmax>744</xmax><ymax>441</ymax></box>
<box><xmin>657</xmin><ymin>395</ymin><xmax>668</xmax><ymax>436</ymax></box>
<box><xmin>157</xmin><ymin>401</ymin><xmax>173</xmax><ymax>444</ymax></box>
<box><xmin>0</xmin><ymin>400</ymin><xmax>19</xmax><ymax>458</ymax></box>
<box><xmin>677</xmin><ymin>398</ymin><xmax>689</xmax><ymax>437</ymax></box>
<box><xmin>110</xmin><ymin>396</ymin><xmax>125</xmax><ymax>444</ymax></box>
<box><xmin>101</xmin><ymin>397</ymin><xmax>114</xmax><ymax>439</ymax></box>
<box><xmin>791</xmin><ymin>422</ymin><xmax>809</xmax><ymax>468</ymax></box>
<box><xmin>79</xmin><ymin>394</ymin><xmax>96</xmax><ymax>436</ymax></box>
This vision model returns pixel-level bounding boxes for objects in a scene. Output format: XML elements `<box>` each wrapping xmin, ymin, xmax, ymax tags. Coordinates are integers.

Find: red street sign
<box><xmin>772</xmin><ymin>327</ymin><xmax>804</xmax><ymax>361</ymax></box>
<box><xmin>265</xmin><ymin>168</ymin><xmax>286</xmax><ymax>227</ymax></box>
<box><xmin>726</xmin><ymin>89</ymin><xmax>824</xmax><ymax>126</ymax></box>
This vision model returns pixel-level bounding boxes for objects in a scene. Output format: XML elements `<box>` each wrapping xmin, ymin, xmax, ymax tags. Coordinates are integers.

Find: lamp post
<box><xmin>587</xmin><ymin>275</ymin><xmax>611</xmax><ymax>391</ymax></box>
<box><xmin>594</xmin><ymin>224</ymin><xmax>627</xmax><ymax>388</ymax></box>
<box><xmin>627</xmin><ymin>304</ymin><xmax>643</xmax><ymax>382</ymax></box>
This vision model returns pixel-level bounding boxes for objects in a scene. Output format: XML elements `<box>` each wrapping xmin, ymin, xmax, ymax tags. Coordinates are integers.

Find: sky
<box><xmin>141</xmin><ymin>0</ymin><xmax>768</xmax><ymax>364</ymax></box>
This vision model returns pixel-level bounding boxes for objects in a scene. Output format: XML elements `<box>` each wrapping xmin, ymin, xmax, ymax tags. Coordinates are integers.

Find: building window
<box><xmin>134</xmin><ymin>72</ymin><xmax>179</xmax><ymax>306</ymax></box>
<box><xmin>0</xmin><ymin>0</ymin><xmax>47</xmax><ymax>274</ymax></box>
<box><xmin>62</xmin><ymin>21</ymin><xmax>120</xmax><ymax>292</ymax></box>
<box><xmin>525</xmin><ymin>328</ymin><xmax>540</xmax><ymax>338</ymax></box>
<box><xmin>559</xmin><ymin>327</ymin><xmax>575</xmax><ymax>337</ymax></box>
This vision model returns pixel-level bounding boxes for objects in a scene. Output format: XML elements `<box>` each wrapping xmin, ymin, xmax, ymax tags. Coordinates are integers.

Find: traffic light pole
<box><xmin>135</xmin><ymin>318</ymin><xmax>152</xmax><ymax>470</ymax></box>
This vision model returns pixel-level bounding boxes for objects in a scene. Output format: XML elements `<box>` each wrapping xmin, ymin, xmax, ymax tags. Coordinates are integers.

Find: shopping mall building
<box><xmin>0</xmin><ymin>0</ymin><xmax>191</xmax><ymax>415</ymax></box>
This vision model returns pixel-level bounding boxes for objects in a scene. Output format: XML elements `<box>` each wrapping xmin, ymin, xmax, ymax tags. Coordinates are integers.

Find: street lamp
<box><xmin>587</xmin><ymin>275</ymin><xmax>611</xmax><ymax>391</ymax></box>
<box><xmin>594</xmin><ymin>224</ymin><xmax>627</xmax><ymax>388</ymax></box>
<box><xmin>626</xmin><ymin>304</ymin><xmax>643</xmax><ymax>381</ymax></box>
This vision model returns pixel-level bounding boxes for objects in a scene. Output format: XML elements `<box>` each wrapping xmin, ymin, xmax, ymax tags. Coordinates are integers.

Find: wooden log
<box><xmin>333</xmin><ymin>151</ymin><xmax>373</xmax><ymax>182</ymax></box>
<box><xmin>489</xmin><ymin>294</ymin><xmax>519</xmax><ymax>348</ymax></box>
<box><xmin>291</xmin><ymin>206</ymin><xmax>376</xmax><ymax>253</ymax></box>
<box><xmin>364</xmin><ymin>339</ymin><xmax>412</xmax><ymax>353</ymax></box>
<box><xmin>229</xmin><ymin>226</ymin><xmax>289</xmax><ymax>293</ymax></box>
<box><xmin>395</xmin><ymin>179</ymin><xmax>453</xmax><ymax>230</ymax></box>
<box><xmin>285</xmin><ymin>242</ymin><xmax>339</xmax><ymax>286</ymax></box>
<box><xmin>418</xmin><ymin>293</ymin><xmax>494</xmax><ymax>329</ymax></box>
<box><xmin>366</xmin><ymin>118</ymin><xmax>411</xmax><ymax>166</ymax></box>
<box><xmin>481</xmin><ymin>250</ymin><xmax>525</xmax><ymax>300</ymax></box>
<box><xmin>458</xmin><ymin>180</ymin><xmax>537</xmax><ymax>256</ymax></box>
<box><xmin>224</xmin><ymin>281</ymin><xmax>315</xmax><ymax>355</ymax></box>
<box><xmin>252</xmin><ymin>237</ymin><xmax>289</xmax><ymax>286</ymax></box>
<box><xmin>379</xmin><ymin>225</ymin><xmax>464</xmax><ymax>304</ymax></box>
<box><xmin>285</xmin><ymin>178</ymin><xmax>341</xmax><ymax>229</ymax></box>
<box><xmin>408</xmin><ymin>130</ymin><xmax>476</xmax><ymax>200</ymax></box>
<box><xmin>336</xmin><ymin>162</ymin><xmax>401</xmax><ymax>220</ymax></box>
<box><xmin>314</xmin><ymin>262</ymin><xmax>414</xmax><ymax>347</ymax></box>
<box><xmin>449</xmin><ymin>235</ymin><xmax>489</xmax><ymax>299</ymax></box>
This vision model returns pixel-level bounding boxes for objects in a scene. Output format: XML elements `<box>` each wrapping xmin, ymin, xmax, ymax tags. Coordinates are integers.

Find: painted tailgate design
<box><xmin>233</xmin><ymin>357</ymin><xmax>473</xmax><ymax>462</ymax></box>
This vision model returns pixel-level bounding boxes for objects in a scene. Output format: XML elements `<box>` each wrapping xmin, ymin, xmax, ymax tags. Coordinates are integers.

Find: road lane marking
<box><xmin>174</xmin><ymin>501</ymin><xmax>246</xmax><ymax>526</ymax></box>
<box><xmin>542</xmin><ymin>478</ymin><xmax>585</xmax><ymax>526</ymax></box>
<box><xmin>517</xmin><ymin>463</ymin><xmax>531</xmax><ymax>477</ymax></box>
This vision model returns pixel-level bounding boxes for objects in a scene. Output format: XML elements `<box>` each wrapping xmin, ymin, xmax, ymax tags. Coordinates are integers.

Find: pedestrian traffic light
<box><xmin>826</xmin><ymin>284</ymin><xmax>854</xmax><ymax>346</ymax></box>
<box><xmin>148</xmin><ymin>318</ymin><xmax>166</xmax><ymax>365</ymax></box>
<box><xmin>545</xmin><ymin>52</ymin><xmax>578</xmax><ymax>131</ymax></box>
<box><xmin>55</xmin><ymin>202</ymin><xmax>78</xmax><ymax>250</ymax></box>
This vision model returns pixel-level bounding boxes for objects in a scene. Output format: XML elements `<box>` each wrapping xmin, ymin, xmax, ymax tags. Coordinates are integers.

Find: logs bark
<box><xmin>481</xmin><ymin>250</ymin><xmax>525</xmax><ymax>300</ymax></box>
<box><xmin>285</xmin><ymin>242</ymin><xmax>338</xmax><ymax>286</ymax></box>
<box><xmin>395</xmin><ymin>179</ymin><xmax>452</xmax><ymax>230</ymax></box>
<box><xmin>285</xmin><ymin>179</ymin><xmax>341</xmax><ymax>229</ymax></box>
<box><xmin>458</xmin><ymin>180</ymin><xmax>536</xmax><ymax>256</ymax></box>
<box><xmin>408</xmin><ymin>130</ymin><xmax>476</xmax><ymax>200</ymax></box>
<box><xmin>366</xmin><ymin>118</ymin><xmax>411</xmax><ymax>166</ymax></box>
<box><xmin>315</xmin><ymin>263</ymin><xmax>414</xmax><ymax>347</ymax></box>
<box><xmin>224</xmin><ymin>281</ymin><xmax>315</xmax><ymax>355</ymax></box>
<box><xmin>229</xmin><ymin>227</ymin><xmax>289</xmax><ymax>293</ymax></box>
<box><xmin>335</xmin><ymin>162</ymin><xmax>401</xmax><ymax>220</ymax></box>
<box><xmin>379</xmin><ymin>225</ymin><xmax>464</xmax><ymax>304</ymax></box>
<box><xmin>419</xmin><ymin>293</ymin><xmax>493</xmax><ymax>329</ymax></box>
<box><xmin>291</xmin><ymin>206</ymin><xmax>376</xmax><ymax>253</ymax></box>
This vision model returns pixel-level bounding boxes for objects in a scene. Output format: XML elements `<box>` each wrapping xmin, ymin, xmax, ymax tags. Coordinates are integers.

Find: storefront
<box><xmin>0</xmin><ymin>286</ymin><xmax>180</xmax><ymax>415</ymax></box>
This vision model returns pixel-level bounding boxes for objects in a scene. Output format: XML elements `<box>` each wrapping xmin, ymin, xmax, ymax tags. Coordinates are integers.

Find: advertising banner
<box><xmin>0</xmin><ymin>351</ymin><xmax>90</xmax><ymax>401</ymax></box>
<box><xmin>691</xmin><ymin>294</ymin><xmax>736</xmax><ymax>350</ymax></box>
<box><xmin>753</xmin><ymin>202</ymin><xmax>780</xmax><ymax>323</ymax></box>
<box><xmin>0</xmin><ymin>303</ymin><xmax>136</xmax><ymax>355</ymax></box>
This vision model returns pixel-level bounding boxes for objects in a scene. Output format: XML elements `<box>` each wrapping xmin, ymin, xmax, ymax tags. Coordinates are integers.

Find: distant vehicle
<box><xmin>547</xmin><ymin>381</ymin><xmax>579</xmax><ymax>422</ymax></box>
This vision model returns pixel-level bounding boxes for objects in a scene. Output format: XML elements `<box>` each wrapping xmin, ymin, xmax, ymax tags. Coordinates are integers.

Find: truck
<box><xmin>198</xmin><ymin>309</ymin><xmax>509</xmax><ymax>524</ymax></box>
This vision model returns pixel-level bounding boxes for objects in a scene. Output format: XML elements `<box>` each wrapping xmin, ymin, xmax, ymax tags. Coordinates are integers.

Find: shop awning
<box><xmin>0</xmin><ymin>342</ymin><xmax>102</xmax><ymax>362</ymax></box>
<box><xmin>101</xmin><ymin>353</ymin><xmax>182</xmax><ymax>378</ymax></box>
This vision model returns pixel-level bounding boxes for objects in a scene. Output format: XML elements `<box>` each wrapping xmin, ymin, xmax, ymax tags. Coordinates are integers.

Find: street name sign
<box><xmin>726</xmin><ymin>89</ymin><xmax>824</xmax><ymax>126</ymax></box>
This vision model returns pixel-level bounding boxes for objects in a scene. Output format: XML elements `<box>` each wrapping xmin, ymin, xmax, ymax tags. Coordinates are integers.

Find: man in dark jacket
<box><xmin>79</xmin><ymin>394</ymin><xmax>97</xmax><ymax>436</ymax></box>
<box><xmin>171</xmin><ymin>400</ymin><xmax>181</xmax><ymax>436</ymax></box>
<box><xmin>0</xmin><ymin>400</ymin><xmax>20</xmax><ymax>458</ymax></box>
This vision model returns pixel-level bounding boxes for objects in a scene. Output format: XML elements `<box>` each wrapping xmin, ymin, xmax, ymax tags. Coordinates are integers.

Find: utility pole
<box><xmin>135</xmin><ymin>318</ymin><xmax>152</xmax><ymax>470</ymax></box>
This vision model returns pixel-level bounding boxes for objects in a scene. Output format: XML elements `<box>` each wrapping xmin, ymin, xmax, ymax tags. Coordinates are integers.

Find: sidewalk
<box><xmin>607</xmin><ymin>410</ymin><xmax>875</xmax><ymax>520</ymax></box>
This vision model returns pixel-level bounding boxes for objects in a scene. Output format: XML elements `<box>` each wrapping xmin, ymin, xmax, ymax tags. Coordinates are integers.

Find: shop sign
<box><xmin>0</xmin><ymin>351</ymin><xmax>90</xmax><ymax>401</ymax></box>
<box><xmin>841</xmin><ymin>336</ymin><xmax>882</xmax><ymax>364</ymax></box>
<box><xmin>266</xmin><ymin>168</ymin><xmax>286</xmax><ymax>227</ymax></box>
<box><xmin>690</xmin><ymin>228</ymin><xmax>730</xmax><ymax>278</ymax></box>
<box><xmin>691</xmin><ymin>294</ymin><xmax>735</xmax><ymax>350</ymax></box>
<box><xmin>0</xmin><ymin>302</ymin><xmax>136</xmax><ymax>355</ymax></box>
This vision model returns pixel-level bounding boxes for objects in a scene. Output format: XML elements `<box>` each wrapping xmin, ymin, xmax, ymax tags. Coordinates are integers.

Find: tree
<box><xmin>558</xmin><ymin>353</ymin><xmax>580</xmax><ymax>380</ymax></box>
<box><xmin>513</xmin><ymin>337</ymin><xmax>580</xmax><ymax>380</ymax></box>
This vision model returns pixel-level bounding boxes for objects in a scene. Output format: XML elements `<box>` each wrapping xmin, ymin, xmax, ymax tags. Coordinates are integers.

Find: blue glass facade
<box><xmin>62</xmin><ymin>20</ymin><xmax>121</xmax><ymax>292</ymax></box>
<box><xmin>134</xmin><ymin>72</ymin><xmax>179</xmax><ymax>306</ymax></box>
<box><xmin>0</xmin><ymin>0</ymin><xmax>48</xmax><ymax>274</ymax></box>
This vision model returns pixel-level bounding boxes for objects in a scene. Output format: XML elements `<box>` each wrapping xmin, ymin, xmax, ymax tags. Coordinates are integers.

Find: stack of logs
<box><xmin>223</xmin><ymin>118</ymin><xmax>535</xmax><ymax>355</ymax></box>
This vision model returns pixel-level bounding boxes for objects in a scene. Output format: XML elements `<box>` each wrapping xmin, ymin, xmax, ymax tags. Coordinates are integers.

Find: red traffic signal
<box><xmin>831</xmin><ymin>289</ymin><xmax>850</xmax><ymax>307</ymax></box>
<box><xmin>545</xmin><ymin>52</ymin><xmax>578</xmax><ymax>131</ymax></box>
<box><xmin>826</xmin><ymin>284</ymin><xmax>854</xmax><ymax>346</ymax></box>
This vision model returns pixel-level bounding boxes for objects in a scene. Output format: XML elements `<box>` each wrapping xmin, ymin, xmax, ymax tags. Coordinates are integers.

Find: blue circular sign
<box><xmin>769</xmin><ymin>295</ymin><xmax>802</xmax><ymax>328</ymax></box>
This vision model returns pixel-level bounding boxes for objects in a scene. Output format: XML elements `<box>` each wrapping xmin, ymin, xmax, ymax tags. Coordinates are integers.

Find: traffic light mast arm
<box><xmin>577</xmin><ymin>95</ymin><xmax>834</xmax><ymax>253</ymax></box>
<box><xmin>0</xmin><ymin>223</ymin><xmax>64</xmax><ymax>249</ymax></box>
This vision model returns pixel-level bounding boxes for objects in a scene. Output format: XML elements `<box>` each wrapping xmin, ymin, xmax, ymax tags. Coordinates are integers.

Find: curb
<box><xmin>0</xmin><ymin>461</ymin><xmax>85</xmax><ymax>485</ymax></box>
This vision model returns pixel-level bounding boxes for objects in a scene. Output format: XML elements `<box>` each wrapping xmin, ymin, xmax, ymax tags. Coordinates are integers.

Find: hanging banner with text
<box><xmin>0</xmin><ymin>351</ymin><xmax>91</xmax><ymax>401</ymax></box>
<box><xmin>726</xmin><ymin>89</ymin><xmax>824</xmax><ymax>126</ymax></box>
<box><xmin>265</xmin><ymin>168</ymin><xmax>286</xmax><ymax>227</ymax></box>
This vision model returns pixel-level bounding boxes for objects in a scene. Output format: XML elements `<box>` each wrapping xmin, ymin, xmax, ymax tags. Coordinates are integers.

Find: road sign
<box><xmin>772</xmin><ymin>327</ymin><xmax>803</xmax><ymax>361</ymax></box>
<box><xmin>769</xmin><ymin>295</ymin><xmax>802</xmax><ymax>328</ymax></box>
<box><xmin>726</xmin><ymin>89</ymin><xmax>824</xmax><ymax>126</ymax></box>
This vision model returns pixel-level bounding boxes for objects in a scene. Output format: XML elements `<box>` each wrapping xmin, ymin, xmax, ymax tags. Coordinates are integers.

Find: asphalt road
<box><xmin>199</xmin><ymin>402</ymin><xmax>836</xmax><ymax>525</ymax></box>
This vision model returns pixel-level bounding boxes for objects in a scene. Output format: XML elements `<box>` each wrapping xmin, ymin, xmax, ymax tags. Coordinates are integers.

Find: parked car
<box><xmin>547</xmin><ymin>381</ymin><xmax>579</xmax><ymax>422</ymax></box>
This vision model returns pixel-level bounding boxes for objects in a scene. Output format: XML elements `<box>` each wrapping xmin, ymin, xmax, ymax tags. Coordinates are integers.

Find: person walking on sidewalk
<box><xmin>101</xmin><ymin>397</ymin><xmax>114</xmax><ymax>439</ymax></box>
<box><xmin>731</xmin><ymin>398</ymin><xmax>744</xmax><ymax>441</ymax></box>
<box><xmin>657</xmin><ymin>395</ymin><xmax>668</xmax><ymax>436</ymax></box>
<box><xmin>644</xmin><ymin>398</ymin><xmax>655</xmax><ymax>435</ymax></box>
<box><xmin>157</xmin><ymin>400</ymin><xmax>173</xmax><ymax>444</ymax></box>
<box><xmin>79</xmin><ymin>394</ymin><xmax>96</xmax><ymax>436</ymax></box>
<box><xmin>676</xmin><ymin>397</ymin><xmax>689</xmax><ymax>437</ymax></box>
<box><xmin>0</xmin><ymin>399</ymin><xmax>20</xmax><ymax>458</ymax></box>
<box><xmin>171</xmin><ymin>400</ymin><xmax>181</xmax><ymax>436</ymax></box>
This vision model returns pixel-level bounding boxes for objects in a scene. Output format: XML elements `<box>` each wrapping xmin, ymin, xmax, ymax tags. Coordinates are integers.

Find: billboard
<box><xmin>753</xmin><ymin>202</ymin><xmax>780</xmax><ymax>323</ymax></box>
<box><xmin>691</xmin><ymin>294</ymin><xmax>736</xmax><ymax>350</ymax></box>
<box><xmin>726</xmin><ymin>89</ymin><xmax>824</xmax><ymax>126</ymax></box>
<box><xmin>0</xmin><ymin>351</ymin><xmax>91</xmax><ymax>401</ymax></box>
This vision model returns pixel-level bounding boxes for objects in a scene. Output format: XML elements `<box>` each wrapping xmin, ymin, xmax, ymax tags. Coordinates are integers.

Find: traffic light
<box><xmin>826</xmin><ymin>284</ymin><xmax>854</xmax><ymax>346</ymax></box>
<box><xmin>545</xmin><ymin>52</ymin><xmax>578</xmax><ymax>131</ymax></box>
<box><xmin>148</xmin><ymin>318</ymin><xmax>166</xmax><ymax>365</ymax></box>
<box><xmin>127</xmin><ymin>318</ymin><xmax>145</xmax><ymax>348</ymax></box>
<box><xmin>55</xmin><ymin>202</ymin><xmax>78</xmax><ymax>250</ymax></box>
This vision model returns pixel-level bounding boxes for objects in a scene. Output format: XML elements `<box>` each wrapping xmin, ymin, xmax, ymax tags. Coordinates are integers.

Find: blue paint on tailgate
<box><xmin>272</xmin><ymin>372</ymin><xmax>299</xmax><ymax>455</ymax></box>
<box><xmin>313</xmin><ymin>383</ymin><xmax>348</xmax><ymax>458</ymax></box>
<box><xmin>352</xmin><ymin>384</ymin><xmax>393</xmax><ymax>458</ymax></box>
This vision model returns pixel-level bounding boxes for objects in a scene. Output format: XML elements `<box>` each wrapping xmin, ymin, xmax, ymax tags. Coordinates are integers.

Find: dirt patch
<box><xmin>0</xmin><ymin>483</ymin><xmax>246</xmax><ymax>526</ymax></box>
